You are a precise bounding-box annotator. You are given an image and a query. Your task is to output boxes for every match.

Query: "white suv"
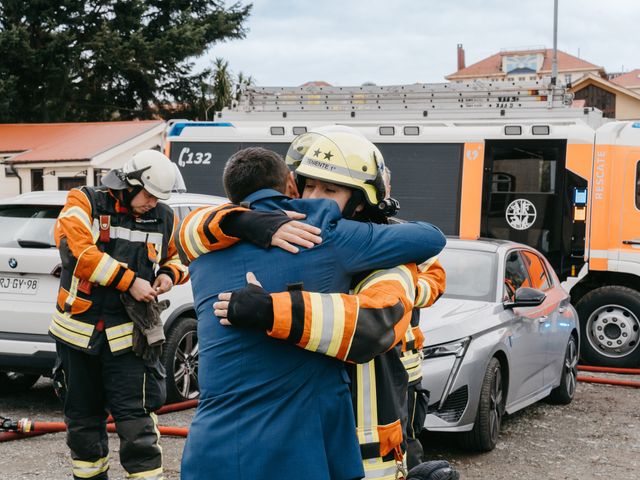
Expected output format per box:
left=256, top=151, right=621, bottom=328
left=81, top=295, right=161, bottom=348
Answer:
left=0, top=190, right=225, bottom=402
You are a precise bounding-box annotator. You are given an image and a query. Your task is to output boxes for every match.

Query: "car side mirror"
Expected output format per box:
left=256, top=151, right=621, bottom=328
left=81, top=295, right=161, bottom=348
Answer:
left=504, top=287, right=546, bottom=309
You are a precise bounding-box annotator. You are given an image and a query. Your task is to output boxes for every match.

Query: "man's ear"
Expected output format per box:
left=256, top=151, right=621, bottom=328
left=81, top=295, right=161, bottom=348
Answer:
left=285, top=172, right=300, bottom=198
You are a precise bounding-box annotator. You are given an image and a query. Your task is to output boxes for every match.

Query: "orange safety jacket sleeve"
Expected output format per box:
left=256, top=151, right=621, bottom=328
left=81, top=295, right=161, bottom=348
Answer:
left=414, top=257, right=446, bottom=308
left=176, top=204, right=250, bottom=265
left=157, top=212, right=190, bottom=285
left=403, top=257, right=446, bottom=353
left=268, top=264, right=418, bottom=364
left=55, top=189, right=136, bottom=292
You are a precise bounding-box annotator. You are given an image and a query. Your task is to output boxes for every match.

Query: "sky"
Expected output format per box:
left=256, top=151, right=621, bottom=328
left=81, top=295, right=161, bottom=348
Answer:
left=195, top=0, right=640, bottom=87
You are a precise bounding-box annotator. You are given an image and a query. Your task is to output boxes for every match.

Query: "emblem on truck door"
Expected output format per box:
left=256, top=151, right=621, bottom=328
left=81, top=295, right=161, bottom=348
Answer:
left=506, top=199, right=537, bottom=230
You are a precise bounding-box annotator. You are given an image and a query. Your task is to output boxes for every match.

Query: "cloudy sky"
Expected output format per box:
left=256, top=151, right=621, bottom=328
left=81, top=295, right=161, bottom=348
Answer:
left=196, top=0, right=639, bottom=86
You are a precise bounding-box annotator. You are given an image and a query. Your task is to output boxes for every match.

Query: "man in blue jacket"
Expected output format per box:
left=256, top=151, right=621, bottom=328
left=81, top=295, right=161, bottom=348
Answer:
left=179, top=136, right=446, bottom=480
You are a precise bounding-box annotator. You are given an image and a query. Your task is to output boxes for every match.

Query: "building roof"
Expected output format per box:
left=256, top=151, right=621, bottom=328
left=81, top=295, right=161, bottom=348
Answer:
left=610, top=69, right=640, bottom=88
left=570, top=73, right=640, bottom=101
left=0, top=121, right=164, bottom=164
left=446, top=48, right=603, bottom=80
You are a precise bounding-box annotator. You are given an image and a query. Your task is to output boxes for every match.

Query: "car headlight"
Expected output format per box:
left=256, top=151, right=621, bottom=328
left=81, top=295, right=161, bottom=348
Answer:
left=422, top=337, right=470, bottom=359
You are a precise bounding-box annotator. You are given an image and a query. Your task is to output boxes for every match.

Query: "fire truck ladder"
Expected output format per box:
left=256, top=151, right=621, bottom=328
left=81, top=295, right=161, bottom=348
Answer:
left=234, top=80, right=575, bottom=118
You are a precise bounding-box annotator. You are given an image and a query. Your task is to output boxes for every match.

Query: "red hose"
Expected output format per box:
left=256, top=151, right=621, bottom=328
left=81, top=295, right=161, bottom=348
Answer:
left=577, top=375, right=640, bottom=388
left=0, top=399, right=198, bottom=442
left=577, top=365, right=640, bottom=375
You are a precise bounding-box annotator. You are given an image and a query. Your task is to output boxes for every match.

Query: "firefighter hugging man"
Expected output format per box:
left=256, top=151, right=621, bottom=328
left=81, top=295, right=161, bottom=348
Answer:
left=179, top=127, right=459, bottom=480
left=49, top=150, right=188, bottom=480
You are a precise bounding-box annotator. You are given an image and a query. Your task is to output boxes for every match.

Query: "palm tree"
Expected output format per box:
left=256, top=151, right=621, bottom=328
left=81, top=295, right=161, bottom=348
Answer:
left=211, top=57, right=233, bottom=114
left=234, top=71, right=256, bottom=103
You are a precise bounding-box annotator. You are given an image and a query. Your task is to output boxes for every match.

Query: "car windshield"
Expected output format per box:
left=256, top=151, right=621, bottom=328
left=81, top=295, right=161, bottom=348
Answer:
left=439, top=248, right=497, bottom=302
left=0, top=205, right=61, bottom=248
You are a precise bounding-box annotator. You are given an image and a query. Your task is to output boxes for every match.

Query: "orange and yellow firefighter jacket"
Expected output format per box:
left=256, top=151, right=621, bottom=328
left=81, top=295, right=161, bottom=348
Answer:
left=49, top=186, right=188, bottom=355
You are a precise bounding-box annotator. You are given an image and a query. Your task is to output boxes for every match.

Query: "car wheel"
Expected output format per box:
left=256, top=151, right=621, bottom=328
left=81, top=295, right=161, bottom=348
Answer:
left=0, top=372, right=40, bottom=393
left=162, top=317, right=199, bottom=403
left=548, top=334, right=578, bottom=405
left=576, top=286, right=640, bottom=367
left=459, top=357, right=504, bottom=452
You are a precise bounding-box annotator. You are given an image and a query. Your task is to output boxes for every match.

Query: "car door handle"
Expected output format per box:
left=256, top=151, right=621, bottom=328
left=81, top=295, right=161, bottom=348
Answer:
left=623, top=240, right=640, bottom=245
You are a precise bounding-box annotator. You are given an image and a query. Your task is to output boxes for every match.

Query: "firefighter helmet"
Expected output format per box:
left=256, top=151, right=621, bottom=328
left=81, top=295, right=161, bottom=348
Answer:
left=285, top=125, right=366, bottom=171
left=101, top=150, right=176, bottom=200
left=293, top=129, right=387, bottom=208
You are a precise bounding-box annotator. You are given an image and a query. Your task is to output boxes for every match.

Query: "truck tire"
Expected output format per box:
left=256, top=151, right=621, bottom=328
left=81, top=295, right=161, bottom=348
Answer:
left=0, top=372, right=40, bottom=393
left=458, top=357, right=504, bottom=452
left=162, top=316, right=200, bottom=403
left=547, top=334, right=578, bottom=405
left=576, top=286, right=640, bottom=368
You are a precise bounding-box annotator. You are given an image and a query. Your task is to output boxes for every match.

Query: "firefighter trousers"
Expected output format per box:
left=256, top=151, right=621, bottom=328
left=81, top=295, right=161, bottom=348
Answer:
left=406, top=382, right=430, bottom=470
left=55, top=340, right=167, bottom=480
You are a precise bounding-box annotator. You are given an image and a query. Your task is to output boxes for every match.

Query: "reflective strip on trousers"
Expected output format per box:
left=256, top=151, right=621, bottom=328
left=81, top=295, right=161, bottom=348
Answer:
left=363, top=457, right=402, bottom=480
left=72, top=455, right=109, bottom=479
left=356, top=360, right=379, bottom=447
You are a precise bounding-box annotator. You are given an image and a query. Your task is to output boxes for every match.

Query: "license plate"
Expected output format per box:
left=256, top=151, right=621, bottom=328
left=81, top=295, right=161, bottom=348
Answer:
left=0, top=276, right=39, bottom=295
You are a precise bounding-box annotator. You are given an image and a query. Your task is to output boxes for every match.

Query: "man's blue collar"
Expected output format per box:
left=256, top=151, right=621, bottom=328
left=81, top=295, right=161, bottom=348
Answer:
left=241, top=188, right=289, bottom=206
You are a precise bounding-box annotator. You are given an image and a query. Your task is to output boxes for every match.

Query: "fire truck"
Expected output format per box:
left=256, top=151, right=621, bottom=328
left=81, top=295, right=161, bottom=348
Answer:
left=165, top=80, right=640, bottom=368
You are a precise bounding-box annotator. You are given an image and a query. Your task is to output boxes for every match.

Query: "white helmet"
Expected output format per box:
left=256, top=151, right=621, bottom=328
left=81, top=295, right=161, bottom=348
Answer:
left=102, top=150, right=176, bottom=200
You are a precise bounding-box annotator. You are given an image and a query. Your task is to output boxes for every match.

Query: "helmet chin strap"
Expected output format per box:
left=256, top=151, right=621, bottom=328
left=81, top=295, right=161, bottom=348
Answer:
left=119, top=185, right=144, bottom=209
left=342, top=190, right=365, bottom=219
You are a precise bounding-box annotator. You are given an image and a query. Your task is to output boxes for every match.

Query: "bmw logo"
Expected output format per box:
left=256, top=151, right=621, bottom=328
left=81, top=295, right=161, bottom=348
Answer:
left=8, top=258, right=17, bottom=269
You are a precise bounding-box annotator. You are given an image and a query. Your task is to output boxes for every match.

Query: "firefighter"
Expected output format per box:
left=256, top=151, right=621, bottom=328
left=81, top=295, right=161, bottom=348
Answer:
left=50, top=150, right=188, bottom=480
left=210, top=128, right=453, bottom=479
left=177, top=143, right=446, bottom=479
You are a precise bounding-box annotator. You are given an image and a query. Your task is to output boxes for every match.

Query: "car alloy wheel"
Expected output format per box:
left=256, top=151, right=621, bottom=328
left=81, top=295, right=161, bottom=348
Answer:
left=548, top=335, right=578, bottom=405
left=163, top=317, right=200, bottom=403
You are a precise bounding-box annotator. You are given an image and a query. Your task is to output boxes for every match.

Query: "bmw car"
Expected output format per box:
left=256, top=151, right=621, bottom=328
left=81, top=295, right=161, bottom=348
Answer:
left=420, top=238, right=579, bottom=451
left=0, top=189, right=225, bottom=402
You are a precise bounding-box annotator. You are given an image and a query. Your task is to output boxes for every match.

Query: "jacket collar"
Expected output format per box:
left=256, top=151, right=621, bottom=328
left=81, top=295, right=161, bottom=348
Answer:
left=241, top=188, right=289, bottom=206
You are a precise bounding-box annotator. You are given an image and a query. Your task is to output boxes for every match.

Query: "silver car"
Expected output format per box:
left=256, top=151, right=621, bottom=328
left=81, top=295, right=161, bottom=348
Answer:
left=420, top=238, right=579, bottom=452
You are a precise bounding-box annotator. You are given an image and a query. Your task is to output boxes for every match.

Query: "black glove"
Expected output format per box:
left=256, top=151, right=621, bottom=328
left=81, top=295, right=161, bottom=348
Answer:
left=121, top=293, right=170, bottom=361
left=221, top=210, right=292, bottom=249
left=226, top=284, right=274, bottom=331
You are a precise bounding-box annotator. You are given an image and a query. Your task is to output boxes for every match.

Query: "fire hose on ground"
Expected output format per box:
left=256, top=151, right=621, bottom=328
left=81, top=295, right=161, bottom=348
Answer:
left=0, top=399, right=198, bottom=442
left=577, top=365, right=640, bottom=388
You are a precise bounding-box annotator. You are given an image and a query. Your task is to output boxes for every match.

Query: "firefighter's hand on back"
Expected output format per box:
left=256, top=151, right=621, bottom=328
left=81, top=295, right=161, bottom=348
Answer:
left=152, top=273, right=174, bottom=295
left=272, top=212, right=322, bottom=253
left=129, top=277, right=157, bottom=302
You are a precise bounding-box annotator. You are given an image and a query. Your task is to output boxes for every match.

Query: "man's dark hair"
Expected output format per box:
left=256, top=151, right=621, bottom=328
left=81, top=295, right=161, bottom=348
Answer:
left=223, top=147, right=289, bottom=204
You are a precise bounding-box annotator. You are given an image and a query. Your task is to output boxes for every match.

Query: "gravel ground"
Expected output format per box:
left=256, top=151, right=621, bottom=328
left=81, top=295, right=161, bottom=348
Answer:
left=1, top=373, right=639, bottom=479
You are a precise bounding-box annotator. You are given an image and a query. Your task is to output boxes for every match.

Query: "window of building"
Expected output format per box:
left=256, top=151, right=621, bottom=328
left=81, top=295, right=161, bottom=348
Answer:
left=31, top=169, right=43, bottom=191
left=58, top=176, right=86, bottom=190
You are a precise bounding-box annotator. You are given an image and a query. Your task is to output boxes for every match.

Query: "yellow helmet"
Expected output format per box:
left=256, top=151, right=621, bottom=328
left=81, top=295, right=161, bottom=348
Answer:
left=285, top=125, right=366, bottom=171
left=293, top=129, right=387, bottom=208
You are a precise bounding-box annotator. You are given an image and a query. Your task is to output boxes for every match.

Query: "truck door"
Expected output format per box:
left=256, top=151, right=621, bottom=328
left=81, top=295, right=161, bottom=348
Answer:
left=621, top=150, right=640, bottom=258
left=481, top=140, right=569, bottom=275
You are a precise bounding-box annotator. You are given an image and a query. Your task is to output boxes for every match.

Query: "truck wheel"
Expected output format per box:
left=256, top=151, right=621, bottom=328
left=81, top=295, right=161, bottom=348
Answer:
left=0, top=372, right=40, bottom=393
left=576, top=286, right=640, bottom=368
left=547, top=334, right=578, bottom=405
left=162, top=317, right=200, bottom=403
left=458, top=357, right=504, bottom=452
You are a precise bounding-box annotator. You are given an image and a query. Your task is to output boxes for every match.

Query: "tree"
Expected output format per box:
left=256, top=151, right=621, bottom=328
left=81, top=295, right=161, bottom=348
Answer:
left=0, top=1, right=252, bottom=122
left=210, top=57, right=233, bottom=116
